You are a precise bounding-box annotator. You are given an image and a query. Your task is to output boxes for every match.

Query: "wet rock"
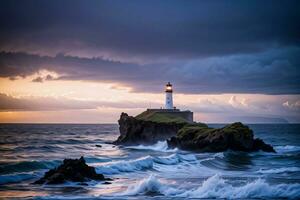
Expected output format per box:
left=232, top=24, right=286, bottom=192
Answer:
left=167, top=122, right=275, bottom=153
left=114, top=112, right=186, bottom=145
left=252, top=138, right=276, bottom=152
left=34, top=157, right=109, bottom=184
left=95, top=144, right=102, bottom=148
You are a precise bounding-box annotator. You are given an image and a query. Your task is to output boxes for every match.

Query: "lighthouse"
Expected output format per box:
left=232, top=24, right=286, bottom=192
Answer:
left=165, top=82, right=173, bottom=109
left=146, top=82, right=193, bottom=122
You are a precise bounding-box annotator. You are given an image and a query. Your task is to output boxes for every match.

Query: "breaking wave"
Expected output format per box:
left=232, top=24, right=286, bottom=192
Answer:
left=153, top=154, right=180, bottom=165
left=153, top=153, right=197, bottom=165
left=120, top=174, right=181, bottom=196
left=96, top=156, right=154, bottom=174
left=121, top=174, right=300, bottom=199
left=95, top=153, right=197, bottom=174
left=179, top=174, right=300, bottom=199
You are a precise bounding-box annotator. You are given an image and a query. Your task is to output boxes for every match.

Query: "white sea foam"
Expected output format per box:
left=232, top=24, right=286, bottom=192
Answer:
left=275, top=145, right=300, bottom=153
left=126, top=141, right=177, bottom=152
left=213, top=152, right=225, bottom=159
left=178, top=174, right=300, bottom=199
left=95, top=156, right=154, bottom=174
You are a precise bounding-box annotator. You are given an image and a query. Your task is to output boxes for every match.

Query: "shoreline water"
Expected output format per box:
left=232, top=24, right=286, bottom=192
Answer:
left=0, top=124, right=299, bottom=199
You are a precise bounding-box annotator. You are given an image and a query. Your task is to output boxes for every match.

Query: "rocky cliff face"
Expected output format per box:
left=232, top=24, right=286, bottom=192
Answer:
left=114, top=112, right=275, bottom=153
left=114, top=112, right=186, bottom=145
left=167, top=122, right=275, bottom=152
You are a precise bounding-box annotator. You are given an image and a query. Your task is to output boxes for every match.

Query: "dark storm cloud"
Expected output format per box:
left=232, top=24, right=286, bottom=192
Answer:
left=0, top=51, right=159, bottom=87
left=0, top=47, right=299, bottom=94
left=0, top=0, right=299, bottom=58
left=0, top=0, right=299, bottom=94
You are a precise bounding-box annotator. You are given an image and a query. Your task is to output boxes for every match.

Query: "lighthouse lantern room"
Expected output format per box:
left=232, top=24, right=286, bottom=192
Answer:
left=165, top=82, right=173, bottom=109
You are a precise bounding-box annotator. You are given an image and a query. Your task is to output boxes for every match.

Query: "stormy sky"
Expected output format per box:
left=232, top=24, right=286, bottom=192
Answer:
left=0, top=0, right=299, bottom=123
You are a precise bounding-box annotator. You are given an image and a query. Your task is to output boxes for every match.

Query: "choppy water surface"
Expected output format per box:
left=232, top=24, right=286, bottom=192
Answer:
left=0, top=124, right=299, bottom=199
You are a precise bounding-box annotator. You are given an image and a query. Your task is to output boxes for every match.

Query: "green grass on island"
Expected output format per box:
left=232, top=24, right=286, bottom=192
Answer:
left=135, top=110, right=188, bottom=124
left=176, top=122, right=251, bottom=141
left=135, top=110, right=250, bottom=141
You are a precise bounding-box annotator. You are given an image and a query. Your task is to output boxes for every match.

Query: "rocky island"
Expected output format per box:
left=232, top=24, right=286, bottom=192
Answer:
left=114, top=111, right=187, bottom=145
left=114, top=110, right=275, bottom=153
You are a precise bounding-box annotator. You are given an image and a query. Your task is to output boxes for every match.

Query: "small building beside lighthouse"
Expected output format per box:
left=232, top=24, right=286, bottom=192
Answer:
left=145, top=82, right=193, bottom=123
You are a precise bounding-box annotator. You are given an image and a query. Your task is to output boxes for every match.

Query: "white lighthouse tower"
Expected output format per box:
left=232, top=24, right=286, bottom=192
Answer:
left=165, top=82, right=173, bottom=109
left=145, top=82, right=193, bottom=122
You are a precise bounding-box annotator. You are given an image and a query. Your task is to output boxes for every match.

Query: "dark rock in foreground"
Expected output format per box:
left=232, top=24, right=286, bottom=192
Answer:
left=34, top=157, right=109, bottom=184
left=114, top=112, right=186, bottom=145
left=167, top=122, right=275, bottom=152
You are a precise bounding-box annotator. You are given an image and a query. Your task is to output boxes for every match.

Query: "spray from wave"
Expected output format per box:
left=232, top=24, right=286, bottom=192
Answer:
left=126, top=141, right=177, bottom=152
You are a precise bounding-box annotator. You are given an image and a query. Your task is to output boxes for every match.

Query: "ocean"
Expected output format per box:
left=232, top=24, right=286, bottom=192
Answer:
left=0, top=124, right=299, bottom=199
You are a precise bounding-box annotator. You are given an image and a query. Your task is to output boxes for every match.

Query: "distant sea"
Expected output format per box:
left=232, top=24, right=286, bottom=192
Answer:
left=0, top=124, right=299, bottom=199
